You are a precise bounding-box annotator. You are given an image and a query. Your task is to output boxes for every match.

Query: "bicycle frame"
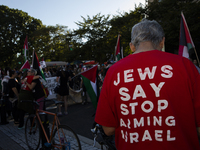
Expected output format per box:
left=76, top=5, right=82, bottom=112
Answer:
left=30, top=108, right=64, bottom=149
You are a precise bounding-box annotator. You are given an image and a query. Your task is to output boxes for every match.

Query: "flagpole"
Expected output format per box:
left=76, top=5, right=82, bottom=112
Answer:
left=193, top=47, right=200, bottom=67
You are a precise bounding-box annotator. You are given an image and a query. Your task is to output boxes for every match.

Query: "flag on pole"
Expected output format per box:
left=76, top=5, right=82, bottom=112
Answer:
left=23, top=36, right=28, bottom=61
left=115, top=34, right=123, bottom=61
left=32, top=50, right=46, bottom=80
left=20, top=60, right=30, bottom=71
left=178, top=12, right=195, bottom=58
left=81, top=65, right=99, bottom=108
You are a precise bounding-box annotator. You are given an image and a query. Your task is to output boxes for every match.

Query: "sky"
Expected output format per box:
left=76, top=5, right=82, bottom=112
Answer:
left=1, top=0, right=145, bottom=30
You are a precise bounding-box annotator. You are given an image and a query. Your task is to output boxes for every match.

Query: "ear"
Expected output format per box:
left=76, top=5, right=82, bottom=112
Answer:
left=159, top=37, right=165, bottom=50
left=129, top=42, right=136, bottom=53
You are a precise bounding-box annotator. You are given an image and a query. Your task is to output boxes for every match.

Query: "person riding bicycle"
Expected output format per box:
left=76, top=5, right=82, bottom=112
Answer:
left=95, top=19, right=200, bottom=150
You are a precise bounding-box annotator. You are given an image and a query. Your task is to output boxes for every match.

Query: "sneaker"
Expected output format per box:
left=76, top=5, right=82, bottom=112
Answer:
left=64, top=112, right=68, bottom=115
left=7, top=116, right=12, bottom=120
left=18, top=126, right=24, bottom=129
left=14, top=121, right=19, bottom=125
left=57, top=112, right=62, bottom=117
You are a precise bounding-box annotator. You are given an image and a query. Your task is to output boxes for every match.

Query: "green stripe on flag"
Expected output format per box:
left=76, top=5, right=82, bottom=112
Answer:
left=187, top=43, right=193, bottom=51
left=81, top=75, right=97, bottom=108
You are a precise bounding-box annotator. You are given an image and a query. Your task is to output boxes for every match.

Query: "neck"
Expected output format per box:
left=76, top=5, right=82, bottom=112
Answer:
left=134, top=42, right=157, bottom=54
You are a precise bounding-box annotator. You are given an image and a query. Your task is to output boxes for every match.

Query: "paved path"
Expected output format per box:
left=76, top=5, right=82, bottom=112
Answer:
left=0, top=104, right=102, bottom=150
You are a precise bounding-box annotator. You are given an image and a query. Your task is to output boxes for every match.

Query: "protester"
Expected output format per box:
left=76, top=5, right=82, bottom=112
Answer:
left=56, top=68, right=71, bottom=116
left=80, top=68, right=87, bottom=105
left=25, top=68, right=45, bottom=110
left=44, top=67, right=51, bottom=78
left=17, top=70, right=39, bottom=129
left=95, top=19, right=200, bottom=150
left=51, top=68, right=57, bottom=77
left=8, top=70, right=20, bottom=125
left=192, top=59, right=200, bottom=73
left=1, top=67, right=12, bottom=120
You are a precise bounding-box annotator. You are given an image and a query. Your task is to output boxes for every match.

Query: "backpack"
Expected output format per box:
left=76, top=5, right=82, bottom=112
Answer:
left=39, top=76, right=49, bottom=98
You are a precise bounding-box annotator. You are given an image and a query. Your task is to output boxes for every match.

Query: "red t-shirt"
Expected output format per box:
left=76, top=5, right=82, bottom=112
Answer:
left=21, top=76, right=34, bottom=91
left=95, top=50, right=200, bottom=150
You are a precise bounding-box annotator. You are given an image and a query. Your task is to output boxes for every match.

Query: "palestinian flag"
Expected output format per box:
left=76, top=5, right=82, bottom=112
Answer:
left=20, top=60, right=30, bottom=71
left=81, top=65, right=99, bottom=108
left=32, top=50, right=46, bottom=80
left=23, top=36, right=28, bottom=61
left=178, top=12, right=195, bottom=58
left=115, top=34, right=123, bottom=61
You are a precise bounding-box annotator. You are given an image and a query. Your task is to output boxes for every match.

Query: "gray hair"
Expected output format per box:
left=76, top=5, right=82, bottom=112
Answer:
left=131, top=19, right=165, bottom=50
left=30, top=68, right=37, bottom=75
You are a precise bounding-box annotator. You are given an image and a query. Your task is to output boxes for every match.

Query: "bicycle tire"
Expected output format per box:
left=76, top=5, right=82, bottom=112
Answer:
left=52, top=125, right=82, bottom=150
left=25, top=115, right=41, bottom=150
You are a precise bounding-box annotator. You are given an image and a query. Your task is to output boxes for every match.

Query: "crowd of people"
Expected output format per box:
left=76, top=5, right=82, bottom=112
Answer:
left=2, top=18, right=200, bottom=150
left=0, top=67, right=45, bottom=129
left=0, top=63, right=111, bottom=128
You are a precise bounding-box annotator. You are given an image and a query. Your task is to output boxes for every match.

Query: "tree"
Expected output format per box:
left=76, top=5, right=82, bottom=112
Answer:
left=72, top=13, right=111, bottom=63
left=108, top=7, right=145, bottom=58
left=0, top=5, right=43, bottom=68
left=145, top=0, right=200, bottom=55
left=30, top=25, right=70, bottom=62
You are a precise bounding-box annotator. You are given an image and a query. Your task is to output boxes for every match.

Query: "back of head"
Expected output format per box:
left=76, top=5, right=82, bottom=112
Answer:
left=131, top=19, right=165, bottom=50
left=9, top=70, right=16, bottom=77
left=30, top=68, right=37, bottom=75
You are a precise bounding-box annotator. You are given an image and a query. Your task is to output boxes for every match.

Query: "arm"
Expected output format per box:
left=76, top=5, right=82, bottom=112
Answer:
left=56, top=76, right=59, bottom=82
left=26, top=82, right=37, bottom=90
left=33, top=75, right=40, bottom=80
left=68, top=76, right=72, bottom=82
left=12, top=87, right=19, bottom=99
left=197, top=127, right=200, bottom=139
left=102, top=126, right=115, bottom=136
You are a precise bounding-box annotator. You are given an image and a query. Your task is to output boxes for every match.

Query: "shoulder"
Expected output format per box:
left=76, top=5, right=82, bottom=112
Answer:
left=32, top=78, right=40, bottom=82
left=33, top=75, right=40, bottom=79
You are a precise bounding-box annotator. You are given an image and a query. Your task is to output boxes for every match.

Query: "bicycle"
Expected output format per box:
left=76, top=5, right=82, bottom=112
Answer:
left=24, top=99, right=82, bottom=150
left=91, top=123, right=116, bottom=150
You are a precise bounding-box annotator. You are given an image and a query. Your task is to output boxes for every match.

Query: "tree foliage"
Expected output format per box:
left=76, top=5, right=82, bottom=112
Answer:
left=0, top=5, right=42, bottom=68
left=71, top=13, right=111, bottom=63
left=1, top=1, right=200, bottom=68
left=146, top=0, right=200, bottom=55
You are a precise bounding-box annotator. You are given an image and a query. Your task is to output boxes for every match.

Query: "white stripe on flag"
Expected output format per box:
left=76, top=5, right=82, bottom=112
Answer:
left=182, top=46, right=189, bottom=58
left=90, top=80, right=97, bottom=96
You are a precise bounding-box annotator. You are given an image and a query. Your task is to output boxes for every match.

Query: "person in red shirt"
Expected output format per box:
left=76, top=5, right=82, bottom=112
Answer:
left=95, top=19, right=200, bottom=150
left=18, top=69, right=39, bottom=129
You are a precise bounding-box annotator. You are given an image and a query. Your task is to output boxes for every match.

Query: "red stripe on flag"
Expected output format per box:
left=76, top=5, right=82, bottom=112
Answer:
left=23, top=36, right=28, bottom=50
left=81, top=65, right=98, bottom=83
left=181, top=12, right=195, bottom=48
left=115, top=35, right=120, bottom=56
left=178, top=45, right=184, bottom=56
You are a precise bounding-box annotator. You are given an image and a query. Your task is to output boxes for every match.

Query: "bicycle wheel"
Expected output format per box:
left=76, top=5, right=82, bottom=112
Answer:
left=25, top=115, right=41, bottom=150
left=52, top=125, right=81, bottom=150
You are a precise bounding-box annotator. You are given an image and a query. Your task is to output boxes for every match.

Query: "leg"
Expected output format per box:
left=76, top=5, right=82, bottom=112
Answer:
left=57, top=94, right=62, bottom=116
left=18, top=109, right=25, bottom=128
left=63, top=95, right=68, bottom=114
left=12, top=100, right=19, bottom=124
